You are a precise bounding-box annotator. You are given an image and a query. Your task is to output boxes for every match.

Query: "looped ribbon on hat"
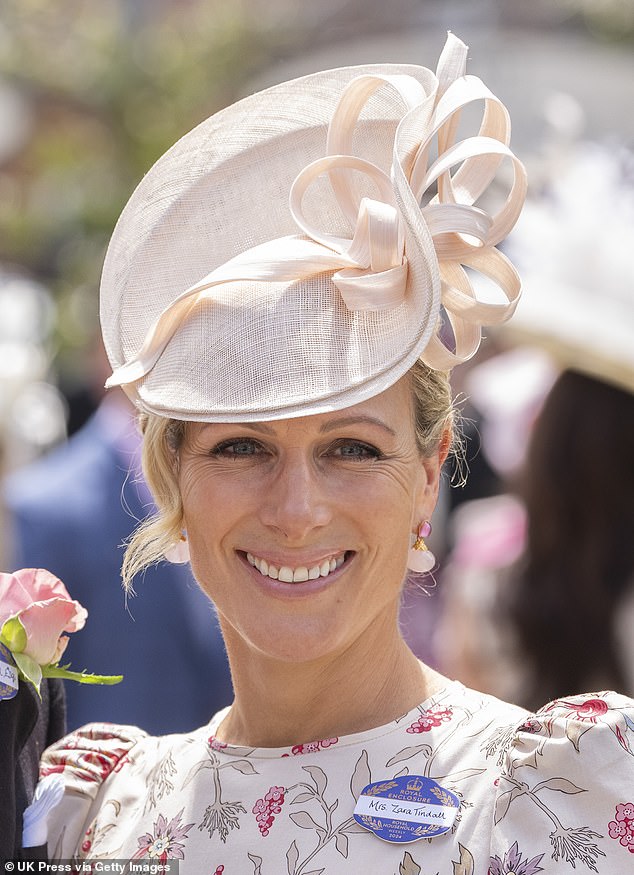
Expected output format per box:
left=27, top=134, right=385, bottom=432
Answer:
left=106, top=33, right=527, bottom=389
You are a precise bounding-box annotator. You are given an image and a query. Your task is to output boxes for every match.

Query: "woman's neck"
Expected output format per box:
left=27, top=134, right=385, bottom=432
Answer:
left=215, top=615, right=448, bottom=747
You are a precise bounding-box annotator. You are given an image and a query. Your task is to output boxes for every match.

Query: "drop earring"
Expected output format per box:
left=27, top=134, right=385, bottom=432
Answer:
left=407, top=520, right=436, bottom=573
left=164, top=532, right=190, bottom=564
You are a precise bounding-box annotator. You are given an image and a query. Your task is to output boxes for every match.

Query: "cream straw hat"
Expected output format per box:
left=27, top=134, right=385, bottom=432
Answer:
left=101, top=33, right=526, bottom=422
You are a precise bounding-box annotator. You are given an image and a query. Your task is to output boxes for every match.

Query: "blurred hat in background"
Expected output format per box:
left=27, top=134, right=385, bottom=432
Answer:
left=464, top=131, right=634, bottom=476
left=500, top=139, right=634, bottom=395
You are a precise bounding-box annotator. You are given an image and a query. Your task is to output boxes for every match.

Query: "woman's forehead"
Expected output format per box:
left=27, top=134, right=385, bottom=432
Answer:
left=188, top=377, right=414, bottom=438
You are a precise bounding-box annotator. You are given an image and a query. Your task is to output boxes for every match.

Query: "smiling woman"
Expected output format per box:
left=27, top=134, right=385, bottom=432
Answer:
left=34, top=32, right=634, bottom=875
left=175, top=376, right=449, bottom=746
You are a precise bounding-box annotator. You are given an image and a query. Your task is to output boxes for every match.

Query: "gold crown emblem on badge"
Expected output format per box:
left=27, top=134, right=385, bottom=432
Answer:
left=406, top=777, right=423, bottom=792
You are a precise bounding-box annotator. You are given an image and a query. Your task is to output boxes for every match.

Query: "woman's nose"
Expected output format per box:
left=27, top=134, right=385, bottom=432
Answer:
left=259, top=452, right=332, bottom=541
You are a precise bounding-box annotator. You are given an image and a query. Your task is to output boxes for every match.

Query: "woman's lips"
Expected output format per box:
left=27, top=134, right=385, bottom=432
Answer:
left=244, top=550, right=347, bottom=583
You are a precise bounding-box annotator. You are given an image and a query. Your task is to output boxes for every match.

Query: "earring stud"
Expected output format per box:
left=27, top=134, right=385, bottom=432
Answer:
left=407, top=520, right=435, bottom=573
left=164, top=532, right=190, bottom=564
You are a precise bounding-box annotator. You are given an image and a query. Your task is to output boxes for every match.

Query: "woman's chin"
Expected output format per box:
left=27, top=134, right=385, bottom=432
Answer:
left=222, top=613, right=352, bottom=665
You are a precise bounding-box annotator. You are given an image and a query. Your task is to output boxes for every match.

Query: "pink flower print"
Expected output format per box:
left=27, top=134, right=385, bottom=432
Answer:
left=608, top=802, right=634, bottom=853
left=608, top=820, right=629, bottom=839
left=265, top=786, right=284, bottom=807
left=112, top=753, right=130, bottom=773
left=40, top=727, right=132, bottom=782
left=212, top=868, right=225, bottom=874
left=134, top=808, right=195, bottom=862
left=538, top=693, right=633, bottom=755
left=489, top=841, right=544, bottom=874
left=252, top=786, right=286, bottom=836
left=560, top=697, right=609, bottom=721
left=287, top=737, right=339, bottom=755
left=406, top=706, right=453, bottom=734
left=78, top=750, right=119, bottom=783
left=208, top=735, right=228, bottom=752
left=518, top=718, right=542, bottom=734
left=81, top=825, right=93, bottom=855
left=616, top=802, right=634, bottom=822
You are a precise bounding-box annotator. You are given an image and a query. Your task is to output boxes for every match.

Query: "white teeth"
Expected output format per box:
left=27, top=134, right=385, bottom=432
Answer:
left=246, top=552, right=346, bottom=583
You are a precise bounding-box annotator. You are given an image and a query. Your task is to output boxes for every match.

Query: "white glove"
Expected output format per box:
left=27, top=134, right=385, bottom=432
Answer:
left=22, top=773, right=65, bottom=848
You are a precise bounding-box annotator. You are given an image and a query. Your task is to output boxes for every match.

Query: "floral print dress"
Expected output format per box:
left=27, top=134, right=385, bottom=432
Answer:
left=41, top=683, right=634, bottom=873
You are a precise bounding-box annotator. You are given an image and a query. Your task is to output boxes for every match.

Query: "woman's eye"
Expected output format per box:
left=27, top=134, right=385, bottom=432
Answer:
left=210, top=439, right=265, bottom=457
left=329, top=440, right=382, bottom=460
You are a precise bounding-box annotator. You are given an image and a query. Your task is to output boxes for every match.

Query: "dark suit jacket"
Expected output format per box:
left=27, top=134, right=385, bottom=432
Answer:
left=0, top=679, right=65, bottom=861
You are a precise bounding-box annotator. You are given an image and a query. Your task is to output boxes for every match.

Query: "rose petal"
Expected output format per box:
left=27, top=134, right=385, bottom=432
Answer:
left=63, top=600, right=88, bottom=634
left=14, top=568, right=73, bottom=602
left=52, top=635, right=70, bottom=665
left=20, top=599, right=83, bottom=665
left=0, top=572, right=37, bottom=625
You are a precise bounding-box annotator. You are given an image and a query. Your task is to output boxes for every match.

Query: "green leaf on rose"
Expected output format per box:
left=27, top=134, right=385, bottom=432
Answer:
left=13, top=651, right=43, bottom=697
left=0, top=615, right=27, bottom=653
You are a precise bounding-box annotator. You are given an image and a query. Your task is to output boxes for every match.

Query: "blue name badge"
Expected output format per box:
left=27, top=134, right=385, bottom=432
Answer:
left=353, top=775, right=459, bottom=843
left=0, top=642, right=19, bottom=701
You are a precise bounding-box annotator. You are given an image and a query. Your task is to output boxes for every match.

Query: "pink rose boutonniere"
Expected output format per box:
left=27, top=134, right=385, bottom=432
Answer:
left=0, top=567, right=122, bottom=696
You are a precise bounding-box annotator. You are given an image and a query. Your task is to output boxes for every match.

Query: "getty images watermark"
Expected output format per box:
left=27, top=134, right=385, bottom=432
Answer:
left=4, top=862, right=179, bottom=874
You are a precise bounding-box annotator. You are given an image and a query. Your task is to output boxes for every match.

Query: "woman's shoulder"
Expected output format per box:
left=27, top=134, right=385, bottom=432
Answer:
left=491, top=690, right=634, bottom=870
left=40, top=718, right=216, bottom=795
left=40, top=722, right=150, bottom=796
left=40, top=719, right=220, bottom=858
left=503, top=689, right=634, bottom=766
left=519, top=689, right=633, bottom=736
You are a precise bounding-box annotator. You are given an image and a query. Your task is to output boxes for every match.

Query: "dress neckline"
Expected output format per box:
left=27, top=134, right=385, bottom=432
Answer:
left=204, top=679, right=464, bottom=759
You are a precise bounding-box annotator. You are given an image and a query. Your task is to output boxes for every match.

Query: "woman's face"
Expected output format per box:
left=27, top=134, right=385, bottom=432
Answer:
left=178, top=376, right=446, bottom=664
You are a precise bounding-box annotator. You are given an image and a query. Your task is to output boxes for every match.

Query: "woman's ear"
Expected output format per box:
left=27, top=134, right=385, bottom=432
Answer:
left=438, top=426, right=452, bottom=469
left=415, top=426, right=452, bottom=520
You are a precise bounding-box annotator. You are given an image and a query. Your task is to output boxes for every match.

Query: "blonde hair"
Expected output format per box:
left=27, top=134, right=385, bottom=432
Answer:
left=121, top=359, right=455, bottom=590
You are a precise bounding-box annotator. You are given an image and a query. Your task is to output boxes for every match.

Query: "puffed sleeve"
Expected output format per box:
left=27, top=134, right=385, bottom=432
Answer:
left=490, top=691, right=634, bottom=873
left=39, top=722, right=147, bottom=858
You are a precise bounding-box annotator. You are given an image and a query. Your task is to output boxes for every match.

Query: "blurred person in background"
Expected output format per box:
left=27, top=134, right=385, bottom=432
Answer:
left=3, top=335, right=233, bottom=734
left=436, top=140, right=634, bottom=709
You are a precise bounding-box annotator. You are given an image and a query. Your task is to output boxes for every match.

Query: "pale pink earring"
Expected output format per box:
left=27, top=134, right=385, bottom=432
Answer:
left=407, top=520, right=436, bottom=573
left=164, top=532, right=190, bottom=564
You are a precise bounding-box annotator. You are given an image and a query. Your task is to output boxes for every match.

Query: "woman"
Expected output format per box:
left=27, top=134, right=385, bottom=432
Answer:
left=39, top=34, right=634, bottom=873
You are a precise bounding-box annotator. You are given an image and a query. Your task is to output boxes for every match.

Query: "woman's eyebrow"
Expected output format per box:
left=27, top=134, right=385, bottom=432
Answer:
left=319, top=415, right=397, bottom=436
left=198, top=422, right=276, bottom=436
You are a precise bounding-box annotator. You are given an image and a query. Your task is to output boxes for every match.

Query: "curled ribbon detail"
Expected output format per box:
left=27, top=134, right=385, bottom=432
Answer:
left=289, top=154, right=407, bottom=311
left=106, top=33, right=526, bottom=390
